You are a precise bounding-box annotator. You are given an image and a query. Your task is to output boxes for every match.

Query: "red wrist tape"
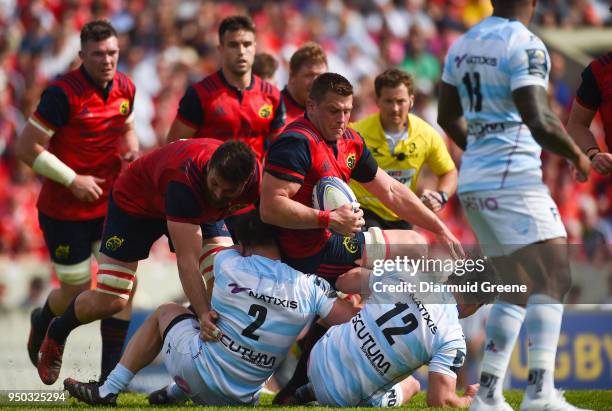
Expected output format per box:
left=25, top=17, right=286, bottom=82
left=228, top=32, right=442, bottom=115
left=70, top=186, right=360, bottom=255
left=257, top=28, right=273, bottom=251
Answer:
left=317, top=210, right=331, bottom=228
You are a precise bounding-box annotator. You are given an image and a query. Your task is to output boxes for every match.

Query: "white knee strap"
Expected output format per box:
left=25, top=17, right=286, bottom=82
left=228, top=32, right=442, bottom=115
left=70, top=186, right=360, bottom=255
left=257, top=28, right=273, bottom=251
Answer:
left=199, top=239, right=234, bottom=282
left=96, top=264, right=136, bottom=300
left=362, top=226, right=390, bottom=269
left=54, top=258, right=92, bottom=285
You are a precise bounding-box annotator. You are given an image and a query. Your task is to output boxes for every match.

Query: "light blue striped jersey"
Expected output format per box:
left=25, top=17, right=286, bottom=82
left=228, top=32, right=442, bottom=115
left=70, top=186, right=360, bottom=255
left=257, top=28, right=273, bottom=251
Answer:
left=190, top=249, right=336, bottom=404
left=309, top=271, right=466, bottom=406
left=441, top=16, right=551, bottom=193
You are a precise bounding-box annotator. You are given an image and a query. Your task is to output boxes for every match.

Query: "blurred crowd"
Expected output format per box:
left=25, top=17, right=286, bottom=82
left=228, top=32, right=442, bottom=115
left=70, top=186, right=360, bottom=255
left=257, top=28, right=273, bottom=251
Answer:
left=0, top=0, right=611, bottom=260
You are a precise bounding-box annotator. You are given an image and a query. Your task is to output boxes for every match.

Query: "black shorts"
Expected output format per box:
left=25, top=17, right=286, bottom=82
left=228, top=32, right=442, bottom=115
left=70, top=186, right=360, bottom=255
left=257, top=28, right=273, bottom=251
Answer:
left=38, top=211, right=105, bottom=265
left=363, top=208, right=413, bottom=230
left=100, top=194, right=231, bottom=263
left=281, top=232, right=365, bottom=287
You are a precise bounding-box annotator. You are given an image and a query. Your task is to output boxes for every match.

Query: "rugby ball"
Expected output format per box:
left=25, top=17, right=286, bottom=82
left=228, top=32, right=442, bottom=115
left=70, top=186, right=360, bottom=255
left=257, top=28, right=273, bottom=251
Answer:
left=312, top=176, right=360, bottom=212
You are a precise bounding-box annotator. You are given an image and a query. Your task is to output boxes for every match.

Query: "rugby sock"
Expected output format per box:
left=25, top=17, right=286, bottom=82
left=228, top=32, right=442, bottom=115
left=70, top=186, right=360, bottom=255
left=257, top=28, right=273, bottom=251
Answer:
left=100, top=317, right=131, bottom=383
left=99, top=363, right=134, bottom=397
left=524, top=294, right=562, bottom=400
left=35, top=299, right=56, bottom=332
left=167, top=382, right=188, bottom=401
left=47, top=299, right=82, bottom=344
left=476, top=303, right=526, bottom=404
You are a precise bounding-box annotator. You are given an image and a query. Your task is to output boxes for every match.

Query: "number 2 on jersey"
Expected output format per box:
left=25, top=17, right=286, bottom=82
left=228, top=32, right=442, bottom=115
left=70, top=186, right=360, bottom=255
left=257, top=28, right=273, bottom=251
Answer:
left=242, top=304, right=267, bottom=341
left=462, top=72, right=483, bottom=112
left=375, top=302, right=418, bottom=346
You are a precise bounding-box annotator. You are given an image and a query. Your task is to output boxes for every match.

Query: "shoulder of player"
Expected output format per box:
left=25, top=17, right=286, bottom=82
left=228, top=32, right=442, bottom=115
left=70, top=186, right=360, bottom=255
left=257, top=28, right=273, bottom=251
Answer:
left=52, top=69, right=86, bottom=98
left=594, top=52, right=612, bottom=68
left=253, top=75, right=281, bottom=99
left=192, top=72, right=224, bottom=98
left=114, top=71, right=136, bottom=96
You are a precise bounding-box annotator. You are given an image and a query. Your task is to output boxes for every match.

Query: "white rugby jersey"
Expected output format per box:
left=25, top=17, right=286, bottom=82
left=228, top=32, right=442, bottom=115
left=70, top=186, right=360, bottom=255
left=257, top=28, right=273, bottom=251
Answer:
left=309, top=271, right=466, bottom=406
left=191, top=249, right=336, bottom=404
left=441, top=16, right=551, bottom=193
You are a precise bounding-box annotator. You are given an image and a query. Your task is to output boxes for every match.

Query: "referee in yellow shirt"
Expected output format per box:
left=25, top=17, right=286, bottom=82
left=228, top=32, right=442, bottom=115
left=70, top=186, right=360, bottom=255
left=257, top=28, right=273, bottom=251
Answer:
left=350, top=69, right=457, bottom=229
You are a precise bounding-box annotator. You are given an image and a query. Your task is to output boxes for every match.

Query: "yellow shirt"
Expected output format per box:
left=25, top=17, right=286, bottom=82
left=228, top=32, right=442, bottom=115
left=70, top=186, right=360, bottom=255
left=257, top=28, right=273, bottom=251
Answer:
left=350, top=112, right=455, bottom=221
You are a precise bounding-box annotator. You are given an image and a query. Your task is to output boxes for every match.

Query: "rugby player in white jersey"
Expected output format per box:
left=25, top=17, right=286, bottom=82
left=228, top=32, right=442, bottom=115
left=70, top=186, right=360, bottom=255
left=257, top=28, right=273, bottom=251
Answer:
left=288, top=264, right=498, bottom=408
left=437, top=1, right=591, bottom=410
left=62, top=210, right=357, bottom=406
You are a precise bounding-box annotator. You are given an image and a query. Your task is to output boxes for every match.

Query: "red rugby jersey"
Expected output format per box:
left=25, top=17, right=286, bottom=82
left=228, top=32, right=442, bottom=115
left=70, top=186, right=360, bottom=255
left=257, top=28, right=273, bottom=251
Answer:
left=281, top=87, right=305, bottom=128
left=112, top=139, right=261, bottom=224
left=265, top=116, right=377, bottom=259
left=176, top=70, right=285, bottom=159
left=32, top=66, right=135, bottom=220
left=576, top=51, right=612, bottom=149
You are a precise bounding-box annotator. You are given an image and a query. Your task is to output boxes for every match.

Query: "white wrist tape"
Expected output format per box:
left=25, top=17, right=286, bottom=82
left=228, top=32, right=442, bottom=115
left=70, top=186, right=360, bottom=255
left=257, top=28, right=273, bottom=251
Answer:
left=32, top=150, right=77, bottom=186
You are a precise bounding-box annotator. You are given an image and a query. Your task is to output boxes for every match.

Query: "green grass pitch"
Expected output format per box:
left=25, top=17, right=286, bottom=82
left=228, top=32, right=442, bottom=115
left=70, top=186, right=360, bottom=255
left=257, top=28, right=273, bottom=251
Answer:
left=3, top=390, right=612, bottom=410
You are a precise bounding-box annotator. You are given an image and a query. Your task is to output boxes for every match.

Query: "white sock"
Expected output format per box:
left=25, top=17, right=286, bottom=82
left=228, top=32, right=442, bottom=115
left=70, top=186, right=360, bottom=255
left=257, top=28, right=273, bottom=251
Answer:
left=99, top=364, right=134, bottom=397
left=476, top=302, right=526, bottom=404
left=525, top=294, right=562, bottom=400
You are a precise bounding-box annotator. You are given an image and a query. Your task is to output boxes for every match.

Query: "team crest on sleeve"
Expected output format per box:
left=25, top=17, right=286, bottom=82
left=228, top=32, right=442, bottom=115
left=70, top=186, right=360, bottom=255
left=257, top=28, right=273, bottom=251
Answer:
left=119, top=100, right=130, bottom=115
left=54, top=244, right=70, bottom=260
left=346, top=152, right=356, bottom=169
left=525, top=49, right=547, bottom=78
left=258, top=103, right=273, bottom=119
left=105, top=235, right=125, bottom=251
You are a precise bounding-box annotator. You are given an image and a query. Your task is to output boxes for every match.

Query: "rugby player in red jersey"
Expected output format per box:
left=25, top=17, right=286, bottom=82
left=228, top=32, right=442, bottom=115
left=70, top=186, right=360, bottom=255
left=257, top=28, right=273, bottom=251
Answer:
left=36, top=139, right=261, bottom=385
left=165, top=15, right=285, bottom=288
left=165, top=15, right=285, bottom=158
left=282, top=43, right=328, bottom=127
left=15, top=20, right=139, bottom=383
left=567, top=51, right=612, bottom=175
left=261, top=73, right=462, bottom=402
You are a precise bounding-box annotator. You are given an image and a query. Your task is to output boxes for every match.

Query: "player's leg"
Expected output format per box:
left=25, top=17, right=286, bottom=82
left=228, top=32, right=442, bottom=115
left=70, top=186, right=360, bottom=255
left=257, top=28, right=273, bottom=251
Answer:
left=460, top=191, right=526, bottom=411
left=89, top=222, right=137, bottom=383
left=28, top=213, right=96, bottom=366
left=99, top=259, right=137, bottom=383
left=375, top=376, right=421, bottom=407
left=64, top=303, right=193, bottom=405
left=38, top=197, right=165, bottom=385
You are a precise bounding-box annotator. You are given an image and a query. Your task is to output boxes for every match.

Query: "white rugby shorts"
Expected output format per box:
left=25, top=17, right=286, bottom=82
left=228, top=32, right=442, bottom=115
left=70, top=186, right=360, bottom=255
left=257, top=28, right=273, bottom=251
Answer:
left=459, top=187, right=566, bottom=257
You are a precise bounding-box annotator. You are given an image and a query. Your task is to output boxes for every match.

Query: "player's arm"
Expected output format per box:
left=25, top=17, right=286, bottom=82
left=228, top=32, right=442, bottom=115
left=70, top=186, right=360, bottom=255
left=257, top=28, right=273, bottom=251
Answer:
left=267, top=95, right=286, bottom=143
left=566, top=64, right=612, bottom=174
left=166, top=220, right=219, bottom=340
left=15, top=88, right=104, bottom=202
left=261, top=136, right=363, bottom=235
left=421, top=135, right=458, bottom=212
left=335, top=266, right=371, bottom=297
left=437, top=81, right=468, bottom=151
left=360, top=168, right=463, bottom=258
left=260, top=173, right=362, bottom=235
left=165, top=86, right=200, bottom=144
left=427, top=372, right=477, bottom=408
left=122, top=115, right=140, bottom=162
left=321, top=297, right=359, bottom=326
left=512, top=85, right=590, bottom=178
left=165, top=181, right=220, bottom=340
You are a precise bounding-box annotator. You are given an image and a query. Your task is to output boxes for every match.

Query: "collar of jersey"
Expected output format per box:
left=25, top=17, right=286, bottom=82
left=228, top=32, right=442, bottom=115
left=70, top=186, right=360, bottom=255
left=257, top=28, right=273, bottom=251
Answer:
left=79, top=65, right=114, bottom=99
left=218, top=69, right=254, bottom=91
left=282, top=86, right=305, bottom=109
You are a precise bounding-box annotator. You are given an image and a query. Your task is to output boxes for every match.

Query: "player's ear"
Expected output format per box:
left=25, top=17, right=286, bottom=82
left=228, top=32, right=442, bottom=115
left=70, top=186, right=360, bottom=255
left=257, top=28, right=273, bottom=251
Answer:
left=409, top=95, right=415, bottom=110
